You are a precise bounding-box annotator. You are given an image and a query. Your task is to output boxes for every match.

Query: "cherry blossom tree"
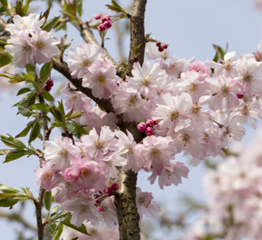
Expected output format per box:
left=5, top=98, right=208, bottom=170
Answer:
left=0, top=1, right=262, bottom=240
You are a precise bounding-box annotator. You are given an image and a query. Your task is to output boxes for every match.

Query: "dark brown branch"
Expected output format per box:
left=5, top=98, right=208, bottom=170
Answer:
left=52, top=57, right=114, bottom=113
left=126, top=0, right=147, bottom=76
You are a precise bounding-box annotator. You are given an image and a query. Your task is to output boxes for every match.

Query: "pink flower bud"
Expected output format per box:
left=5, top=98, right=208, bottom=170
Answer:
left=98, top=24, right=107, bottom=32
left=105, top=186, right=113, bottom=195
left=111, top=182, right=119, bottom=191
left=153, top=119, right=159, bottom=125
left=101, top=15, right=110, bottom=23
left=145, top=127, right=153, bottom=136
left=44, top=85, right=52, bottom=92
left=156, top=41, right=161, bottom=47
left=104, top=20, right=112, bottom=29
left=146, top=119, right=154, bottom=127
left=97, top=206, right=103, bottom=212
left=95, top=198, right=100, bottom=204
left=137, top=122, right=147, bottom=131
left=94, top=13, right=102, bottom=20
left=158, top=46, right=164, bottom=52
left=236, top=94, right=244, bottom=99
left=46, top=79, right=54, bottom=87
left=162, top=43, right=168, bottom=49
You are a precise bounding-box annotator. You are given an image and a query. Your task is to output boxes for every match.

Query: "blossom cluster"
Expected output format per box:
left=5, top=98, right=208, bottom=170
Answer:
left=5, top=14, right=59, bottom=67
left=34, top=37, right=262, bottom=228
left=6, top=13, right=262, bottom=231
left=186, top=131, right=262, bottom=240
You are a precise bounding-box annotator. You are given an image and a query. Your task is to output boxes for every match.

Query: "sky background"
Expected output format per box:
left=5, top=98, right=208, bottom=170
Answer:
left=0, top=0, right=262, bottom=239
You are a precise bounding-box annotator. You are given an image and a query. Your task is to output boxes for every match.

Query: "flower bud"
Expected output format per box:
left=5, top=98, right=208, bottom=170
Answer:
left=98, top=24, right=107, bottom=32
left=104, top=20, right=112, bottom=29
left=137, top=122, right=147, bottom=131
left=236, top=94, right=244, bottom=99
left=94, top=13, right=102, bottom=20
left=101, top=15, right=110, bottom=23
left=158, top=46, right=164, bottom=52
left=44, top=85, right=52, bottom=92
left=162, top=43, right=168, bottom=49
left=146, top=119, right=154, bottom=127
left=145, top=127, right=153, bottom=136
left=156, top=41, right=161, bottom=47
left=97, top=206, right=103, bottom=212
left=46, top=79, right=54, bottom=87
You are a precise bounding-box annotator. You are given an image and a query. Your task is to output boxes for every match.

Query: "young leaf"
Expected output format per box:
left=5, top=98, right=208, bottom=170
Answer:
left=57, top=101, right=65, bottom=117
left=44, top=191, right=52, bottom=211
left=0, top=49, right=12, bottom=67
left=0, top=184, right=19, bottom=194
left=62, top=215, right=90, bottom=235
left=51, top=222, right=64, bottom=240
left=16, top=87, right=31, bottom=96
left=0, top=198, right=19, bottom=207
left=40, top=61, right=53, bottom=82
left=17, top=106, right=33, bottom=117
left=28, top=120, right=41, bottom=144
left=31, top=103, right=50, bottom=112
left=76, top=0, right=82, bottom=16
left=15, top=121, right=34, bottom=138
left=4, top=150, right=28, bottom=163
left=43, top=89, right=55, bottom=102
left=42, top=16, right=61, bottom=32
left=0, top=135, right=26, bottom=149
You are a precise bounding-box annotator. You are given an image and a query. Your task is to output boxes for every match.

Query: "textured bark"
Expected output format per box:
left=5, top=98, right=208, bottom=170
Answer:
left=127, top=0, right=147, bottom=76
left=115, top=170, right=140, bottom=240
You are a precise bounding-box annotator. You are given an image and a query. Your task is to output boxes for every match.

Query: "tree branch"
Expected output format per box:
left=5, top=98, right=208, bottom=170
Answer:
left=126, top=0, right=147, bottom=76
left=52, top=57, right=114, bottom=113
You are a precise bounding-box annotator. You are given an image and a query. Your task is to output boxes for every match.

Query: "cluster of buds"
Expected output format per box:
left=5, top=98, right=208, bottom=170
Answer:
left=137, top=119, right=159, bottom=136
left=105, top=182, right=119, bottom=195
left=98, top=15, right=112, bottom=32
left=44, top=79, right=54, bottom=92
left=156, top=41, right=168, bottom=52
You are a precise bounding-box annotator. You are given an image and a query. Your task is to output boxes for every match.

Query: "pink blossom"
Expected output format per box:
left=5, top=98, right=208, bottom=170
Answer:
left=82, top=61, right=120, bottom=99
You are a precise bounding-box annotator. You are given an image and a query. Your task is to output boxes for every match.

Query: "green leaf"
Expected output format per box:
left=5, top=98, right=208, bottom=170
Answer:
left=17, top=106, right=32, bottom=117
left=44, top=191, right=52, bottom=211
left=62, top=216, right=90, bottom=235
left=40, top=6, right=51, bottom=22
left=76, top=0, right=82, bottom=16
left=4, top=150, right=28, bottom=163
left=0, top=184, right=19, bottom=194
left=52, top=222, right=63, bottom=240
left=42, top=16, right=61, bottom=32
left=16, top=88, right=31, bottom=96
left=0, top=198, right=19, bottom=207
left=0, top=135, right=26, bottom=149
left=106, top=5, right=123, bottom=13
left=66, top=110, right=83, bottom=120
left=49, top=106, right=63, bottom=123
left=28, top=120, right=41, bottom=144
left=57, top=101, right=65, bottom=117
left=40, top=61, right=53, bottom=82
left=43, top=89, right=55, bottom=102
left=111, top=0, right=122, bottom=9
left=18, top=92, right=36, bottom=107
left=15, top=0, right=23, bottom=16
left=15, top=121, right=34, bottom=138
left=67, top=122, right=88, bottom=138
left=31, top=103, right=50, bottom=112
left=26, top=64, right=35, bottom=76
left=0, top=0, right=8, bottom=8
left=0, top=49, right=12, bottom=67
